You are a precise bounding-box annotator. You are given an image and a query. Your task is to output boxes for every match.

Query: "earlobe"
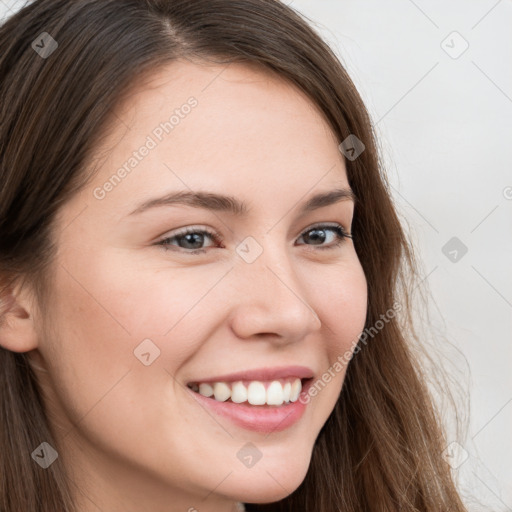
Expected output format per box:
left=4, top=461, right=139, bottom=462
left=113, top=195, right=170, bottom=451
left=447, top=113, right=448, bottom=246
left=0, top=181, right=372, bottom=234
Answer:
left=0, top=285, right=39, bottom=353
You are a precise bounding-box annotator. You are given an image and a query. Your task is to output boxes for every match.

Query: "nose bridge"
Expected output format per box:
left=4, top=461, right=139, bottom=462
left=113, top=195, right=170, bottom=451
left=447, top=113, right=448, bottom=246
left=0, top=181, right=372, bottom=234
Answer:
left=229, top=234, right=321, bottom=340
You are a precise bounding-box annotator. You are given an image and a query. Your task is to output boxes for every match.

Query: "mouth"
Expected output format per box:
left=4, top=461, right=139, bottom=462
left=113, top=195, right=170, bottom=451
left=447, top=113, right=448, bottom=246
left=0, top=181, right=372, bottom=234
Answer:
left=186, top=377, right=313, bottom=407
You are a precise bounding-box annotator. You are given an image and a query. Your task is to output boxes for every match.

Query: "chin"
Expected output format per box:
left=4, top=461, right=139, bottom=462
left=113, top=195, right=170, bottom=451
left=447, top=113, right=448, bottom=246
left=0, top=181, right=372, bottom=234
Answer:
left=226, top=459, right=310, bottom=504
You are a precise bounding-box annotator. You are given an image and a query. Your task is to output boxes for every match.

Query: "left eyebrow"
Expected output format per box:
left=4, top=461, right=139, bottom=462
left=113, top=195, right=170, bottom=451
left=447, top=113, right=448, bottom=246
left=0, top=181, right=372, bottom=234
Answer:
left=127, top=187, right=356, bottom=217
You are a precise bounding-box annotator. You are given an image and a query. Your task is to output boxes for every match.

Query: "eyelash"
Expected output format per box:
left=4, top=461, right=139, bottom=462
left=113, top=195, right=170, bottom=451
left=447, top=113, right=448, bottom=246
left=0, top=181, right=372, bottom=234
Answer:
left=155, top=223, right=353, bottom=255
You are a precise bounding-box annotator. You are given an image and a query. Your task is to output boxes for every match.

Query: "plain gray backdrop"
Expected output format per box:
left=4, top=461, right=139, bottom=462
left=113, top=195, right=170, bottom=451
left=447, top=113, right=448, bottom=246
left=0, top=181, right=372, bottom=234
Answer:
left=1, top=1, right=510, bottom=510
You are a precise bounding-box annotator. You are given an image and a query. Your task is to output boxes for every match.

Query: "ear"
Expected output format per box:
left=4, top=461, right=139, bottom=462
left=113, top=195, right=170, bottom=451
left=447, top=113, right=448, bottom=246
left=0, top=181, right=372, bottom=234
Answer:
left=0, top=281, right=39, bottom=353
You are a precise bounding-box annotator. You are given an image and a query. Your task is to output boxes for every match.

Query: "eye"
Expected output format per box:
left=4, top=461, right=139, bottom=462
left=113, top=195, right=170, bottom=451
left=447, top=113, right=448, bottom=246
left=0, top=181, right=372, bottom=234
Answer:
left=155, top=223, right=352, bottom=255
left=296, top=223, right=352, bottom=250
left=155, top=226, right=223, bottom=254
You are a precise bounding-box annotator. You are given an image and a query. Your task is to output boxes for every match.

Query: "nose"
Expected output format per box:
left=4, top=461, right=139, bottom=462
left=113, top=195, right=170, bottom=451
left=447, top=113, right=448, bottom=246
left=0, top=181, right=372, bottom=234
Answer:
left=227, top=241, right=322, bottom=344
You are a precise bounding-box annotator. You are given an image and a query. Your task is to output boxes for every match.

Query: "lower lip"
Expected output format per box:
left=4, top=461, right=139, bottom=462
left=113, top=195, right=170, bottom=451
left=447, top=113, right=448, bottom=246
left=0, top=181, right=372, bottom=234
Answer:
left=186, top=379, right=312, bottom=433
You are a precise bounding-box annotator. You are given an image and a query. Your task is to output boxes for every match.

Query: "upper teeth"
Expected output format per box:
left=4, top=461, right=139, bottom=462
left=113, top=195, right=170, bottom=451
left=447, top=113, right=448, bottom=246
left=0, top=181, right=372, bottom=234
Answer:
left=189, top=378, right=303, bottom=405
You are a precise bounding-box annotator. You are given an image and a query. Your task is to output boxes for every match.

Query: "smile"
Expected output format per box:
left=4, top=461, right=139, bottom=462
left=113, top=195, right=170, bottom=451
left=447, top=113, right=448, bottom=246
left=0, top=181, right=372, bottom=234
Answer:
left=185, top=377, right=314, bottom=433
left=187, top=377, right=306, bottom=406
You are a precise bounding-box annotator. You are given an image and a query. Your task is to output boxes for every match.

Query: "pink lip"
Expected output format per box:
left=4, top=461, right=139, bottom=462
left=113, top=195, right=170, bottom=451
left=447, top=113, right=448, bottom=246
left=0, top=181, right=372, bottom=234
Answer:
left=187, top=365, right=315, bottom=384
left=186, top=378, right=314, bottom=433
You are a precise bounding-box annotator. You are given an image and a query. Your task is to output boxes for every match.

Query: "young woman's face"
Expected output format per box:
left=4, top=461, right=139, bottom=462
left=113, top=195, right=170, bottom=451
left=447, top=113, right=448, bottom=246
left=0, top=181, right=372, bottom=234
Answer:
left=29, top=60, right=368, bottom=511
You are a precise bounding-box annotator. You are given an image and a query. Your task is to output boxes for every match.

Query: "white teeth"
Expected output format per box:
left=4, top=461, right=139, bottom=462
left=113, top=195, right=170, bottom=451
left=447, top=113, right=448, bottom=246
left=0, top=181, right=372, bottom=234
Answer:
left=247, top=381, right=266, bottom=405
left=283, top=381, right=291, bottom=402
left=231, top=381, right=248, bottom=403
left=290, top=378, right=301, bottom=402
left=198, top=383, right=213, bottom=397
left=266, top=380, right=284, bottom=405
left=213, top=382, right=231, bottom=402
left=191, top=378, right=304, bottom=406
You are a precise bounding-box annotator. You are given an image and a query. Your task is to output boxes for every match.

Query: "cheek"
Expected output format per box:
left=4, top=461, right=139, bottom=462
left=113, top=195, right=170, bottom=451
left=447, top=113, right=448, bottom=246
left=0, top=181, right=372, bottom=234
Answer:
left=306, top=258, right=367, bottom=396
left=44, top=249, right=233, bottom=403
left=39, top=259, right=139, bottom=424
left=315, top=257, right=368, bottom=350
left=39, top=252, right=229, bottom=468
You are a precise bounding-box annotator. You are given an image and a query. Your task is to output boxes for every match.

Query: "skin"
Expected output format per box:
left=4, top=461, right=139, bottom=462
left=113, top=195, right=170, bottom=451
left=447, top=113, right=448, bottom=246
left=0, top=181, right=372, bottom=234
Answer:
left=1, top=60, right=367, bottom=512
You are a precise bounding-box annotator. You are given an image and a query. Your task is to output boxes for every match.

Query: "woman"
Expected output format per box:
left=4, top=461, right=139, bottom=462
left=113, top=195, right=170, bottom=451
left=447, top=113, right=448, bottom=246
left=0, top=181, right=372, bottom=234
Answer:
left=0, top=0, right=468, bottom=511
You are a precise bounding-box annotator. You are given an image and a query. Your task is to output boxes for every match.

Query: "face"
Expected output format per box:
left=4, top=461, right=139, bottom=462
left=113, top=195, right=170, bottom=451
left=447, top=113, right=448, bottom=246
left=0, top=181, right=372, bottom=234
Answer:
left=27, top=60, right=367, bottom=511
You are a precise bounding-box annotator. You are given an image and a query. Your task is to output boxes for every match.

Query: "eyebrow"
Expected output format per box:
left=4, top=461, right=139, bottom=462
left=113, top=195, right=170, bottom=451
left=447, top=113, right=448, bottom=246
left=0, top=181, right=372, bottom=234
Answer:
left=128, top=187, right=356, bottom=217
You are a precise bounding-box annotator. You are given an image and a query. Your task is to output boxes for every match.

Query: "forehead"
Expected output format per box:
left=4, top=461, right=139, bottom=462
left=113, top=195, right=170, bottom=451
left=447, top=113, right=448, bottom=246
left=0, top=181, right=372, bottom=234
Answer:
left=116, top=58, right=326, bottom=122
left=80, top=59, right=349, bottom=222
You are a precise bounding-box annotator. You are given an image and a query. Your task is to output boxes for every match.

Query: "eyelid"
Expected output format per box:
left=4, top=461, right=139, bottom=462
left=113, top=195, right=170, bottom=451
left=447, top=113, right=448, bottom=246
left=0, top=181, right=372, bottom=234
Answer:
left=306, top=221, right=352, bottom=236
left=156, top=225, right=222, bottom=249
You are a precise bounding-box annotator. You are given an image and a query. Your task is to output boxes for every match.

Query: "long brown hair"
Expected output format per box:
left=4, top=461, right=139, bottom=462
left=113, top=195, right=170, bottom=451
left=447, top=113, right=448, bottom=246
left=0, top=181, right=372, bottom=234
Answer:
left=0, top=1, right=468, bottom=510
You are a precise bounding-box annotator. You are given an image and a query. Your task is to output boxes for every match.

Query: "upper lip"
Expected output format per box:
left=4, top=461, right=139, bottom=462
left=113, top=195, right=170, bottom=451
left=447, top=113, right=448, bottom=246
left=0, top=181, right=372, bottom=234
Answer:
left=187, top=365, right=315, bottom=384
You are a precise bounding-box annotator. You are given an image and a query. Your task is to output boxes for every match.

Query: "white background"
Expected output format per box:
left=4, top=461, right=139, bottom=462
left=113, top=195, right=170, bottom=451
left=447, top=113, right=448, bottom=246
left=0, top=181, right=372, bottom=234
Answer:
left=1, top=1, right=511, bottom=510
